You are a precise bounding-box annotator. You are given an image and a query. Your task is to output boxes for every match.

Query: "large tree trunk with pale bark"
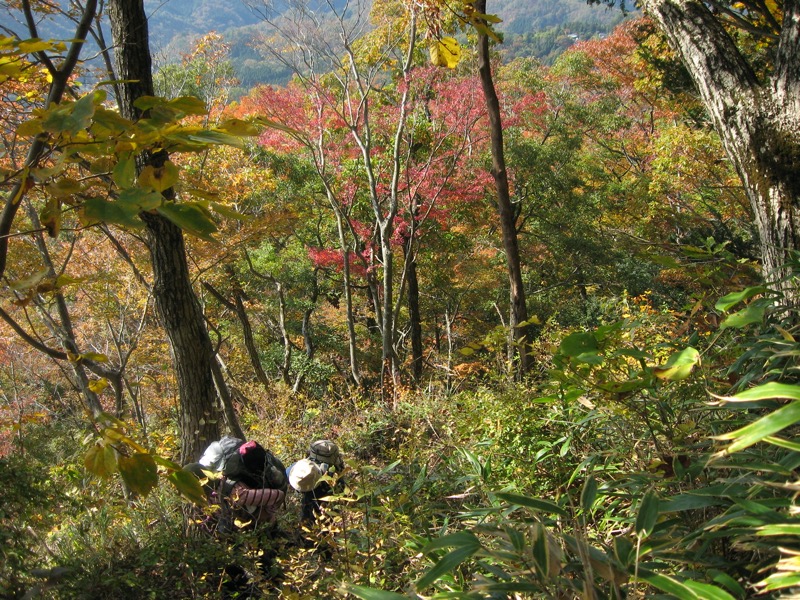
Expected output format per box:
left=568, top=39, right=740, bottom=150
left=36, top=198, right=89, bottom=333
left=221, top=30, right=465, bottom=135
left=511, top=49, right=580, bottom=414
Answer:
left=107, top=0, right=221, bottom=462
left=640, top=0, right=800, bottom=301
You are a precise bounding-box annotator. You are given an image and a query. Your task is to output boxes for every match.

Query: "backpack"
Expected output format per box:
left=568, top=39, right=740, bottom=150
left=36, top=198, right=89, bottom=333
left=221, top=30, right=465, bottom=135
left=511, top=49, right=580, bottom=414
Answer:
left=223, top=440, right=288, bottom=492
left=198, top=436, right=244, bottom=472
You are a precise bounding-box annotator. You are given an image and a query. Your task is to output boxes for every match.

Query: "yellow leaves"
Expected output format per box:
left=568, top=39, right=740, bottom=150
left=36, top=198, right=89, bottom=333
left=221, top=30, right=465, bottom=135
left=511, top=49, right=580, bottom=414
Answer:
left=430, top=37, right=461, bottom=69
left=138, top=160, right=180, bottom=192
left=88, top=378, right=109, bottom=393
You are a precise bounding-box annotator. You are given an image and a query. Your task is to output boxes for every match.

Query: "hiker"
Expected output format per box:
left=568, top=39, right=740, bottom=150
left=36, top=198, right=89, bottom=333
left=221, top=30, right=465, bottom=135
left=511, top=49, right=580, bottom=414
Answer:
left=286, top=439, right=345, bottom=525
left=184, top=436, right=288, bottom=532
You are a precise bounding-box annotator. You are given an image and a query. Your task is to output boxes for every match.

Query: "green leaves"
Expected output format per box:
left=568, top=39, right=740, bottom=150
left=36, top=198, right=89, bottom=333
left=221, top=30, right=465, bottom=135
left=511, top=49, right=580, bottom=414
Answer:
left=495, top=492, right=569, bottom=517
left=417, top=531, right=482, bottom=590
left=635, top=489, right=659, bottom=537
left=168, top=468, right=207, bottom=506
left=41, top=90, right=103, bottom=134
left=118, top=453, right=158, bottom=496
left=559, top=331, right=601, bottom=364
left=653, top=347, right=700, bottom=381
left=713, top=383, right=800, bottom=456
left=640, top=573, right=737, bottom=600
left=156, top=202, right=218, bottom=241
left=339, top=584, right=411, bottom=600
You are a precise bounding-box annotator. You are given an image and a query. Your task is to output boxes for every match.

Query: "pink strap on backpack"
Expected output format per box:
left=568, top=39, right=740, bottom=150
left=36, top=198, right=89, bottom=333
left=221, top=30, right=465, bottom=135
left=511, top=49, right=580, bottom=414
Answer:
left=230, top=482, right=285, bottom=508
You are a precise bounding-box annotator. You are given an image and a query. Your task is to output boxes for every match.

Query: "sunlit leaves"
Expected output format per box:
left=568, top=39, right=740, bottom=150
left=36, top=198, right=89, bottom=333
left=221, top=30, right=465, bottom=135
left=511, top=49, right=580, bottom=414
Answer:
left=138, top=161, right=180, bottom=192
left=85, top=442, right=117, bottom=479
left=713, top=383, right=800, bottom=456
left=429, top=37, right=461, bottom=68
left=652, top=347, right=700, bottom=381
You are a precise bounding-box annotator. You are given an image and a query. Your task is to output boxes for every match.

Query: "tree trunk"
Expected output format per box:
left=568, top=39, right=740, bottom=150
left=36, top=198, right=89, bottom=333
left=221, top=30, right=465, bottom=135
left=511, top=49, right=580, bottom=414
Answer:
left=107, top=0, right=221, bottom=462
left=404, top=234, right=424, bottom=384
left=334, top=206, right=362, bottom=386
left=641, top=0, right=800, bottom=301
left=476, top=0, right=532, bottom=373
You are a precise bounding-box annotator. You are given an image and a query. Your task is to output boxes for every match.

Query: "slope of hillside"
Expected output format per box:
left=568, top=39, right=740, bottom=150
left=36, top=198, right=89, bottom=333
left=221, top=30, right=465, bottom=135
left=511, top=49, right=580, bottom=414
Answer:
left=143, top=0, right=628, bottom=85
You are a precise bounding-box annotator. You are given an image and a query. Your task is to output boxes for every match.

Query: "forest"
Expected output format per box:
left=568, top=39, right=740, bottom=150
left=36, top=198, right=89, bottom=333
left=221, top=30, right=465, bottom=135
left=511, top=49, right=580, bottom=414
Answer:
left=1, top=0, right=799, bottom=598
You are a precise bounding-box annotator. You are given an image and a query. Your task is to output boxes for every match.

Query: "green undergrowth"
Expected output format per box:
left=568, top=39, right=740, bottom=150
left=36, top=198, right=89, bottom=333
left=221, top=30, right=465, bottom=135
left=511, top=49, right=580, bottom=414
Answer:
left=3, top=283, right=800, bottom=598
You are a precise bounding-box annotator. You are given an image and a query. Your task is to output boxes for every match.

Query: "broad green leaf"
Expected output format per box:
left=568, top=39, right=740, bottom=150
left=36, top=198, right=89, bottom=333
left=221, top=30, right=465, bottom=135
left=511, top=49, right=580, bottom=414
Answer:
left=719, top=382, right=800, bottom=403
left=684, top=580, right=737, bottom=600
left=559, top=331, right=598, bottom=357
left=581, top=475, right=598, bottom=512
left=133, top=95, right=164, bottom=111
left=210, top=201, right=249, bottom=221
left=423, top=530, right=482, bottom=553
left=416, top=543, right=480, bottom=590
left=138, top=161, right=179, bottom=192
left=85, top=443, right=117, bottom=478
left=707, top=569, right=746, bottom=598
left=653, top=347, right=700, bottom=381
left=167, top=95, right=208, bottom=115
left=16, top=117, right=44, bottom=137
left=759, top=572, right=800, bottom=591
left=113, top=156, right=136, bottom=188
left=635, top=489, right=659, bottom=537
left=168, top=468, right=208, bottom=505
left=81, top=197, right=143, bottom=229
left=531, top=522, right=550, bottom=576
left=495, top=492, right=569, bottom=517
left=9, top=270, right=47, bottom=292
left=640, top=573, right=698, bottom=599
left=756, top=523, right=800, bottom=536
left=613, top=536, right=635, bottom=566
left=117, top=187, right=163, bottom=211
left=42, top=92, right=97, bottom=134
left=91, top=106, right=132, bottom=133
left=251, top=115, right=301, bottom=136
left=661, top=493, right=724, bottom=512
left=340, top=584, right=410, bottom=600
left=430, top=37, right=461, bottom=68
left=713, top=401, right=800, bottom=455
left=152, top=455, right=183, bottom=471
left=118, top=453, right=158, bottom=496
left=47, top=177, right=82, bottom=197
left=720, top=304, right=765, bottom=329
left=187, top=129, right=246, bottom=148
left=216, top=118, right=261, bottom=136
left=715, top=286, right=767, bottom=312
left=156, top=202, right=218, bottom=241
left=102, top=427, right=148, bottom=453
left=765, top=435, right=800, bottom=452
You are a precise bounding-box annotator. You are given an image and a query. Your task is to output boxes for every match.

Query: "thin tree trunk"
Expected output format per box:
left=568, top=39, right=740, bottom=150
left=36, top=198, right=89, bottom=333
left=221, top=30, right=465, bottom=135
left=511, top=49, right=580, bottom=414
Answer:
left=107, top=0, right=221, bottom=462
left=334, top=207, right=362, bottom=386
left=475, top=0, right=531, bottom=374
left=404, top=234, right=423, bottom=384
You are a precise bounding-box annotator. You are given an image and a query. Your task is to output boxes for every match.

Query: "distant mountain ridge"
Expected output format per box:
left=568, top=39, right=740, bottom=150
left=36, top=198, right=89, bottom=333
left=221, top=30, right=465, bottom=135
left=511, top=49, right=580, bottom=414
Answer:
left=142, top=0, right=626, bottom=89
left=0, top=0, right=627, bottom=90
left=144, top=0, right=622, bottom=44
